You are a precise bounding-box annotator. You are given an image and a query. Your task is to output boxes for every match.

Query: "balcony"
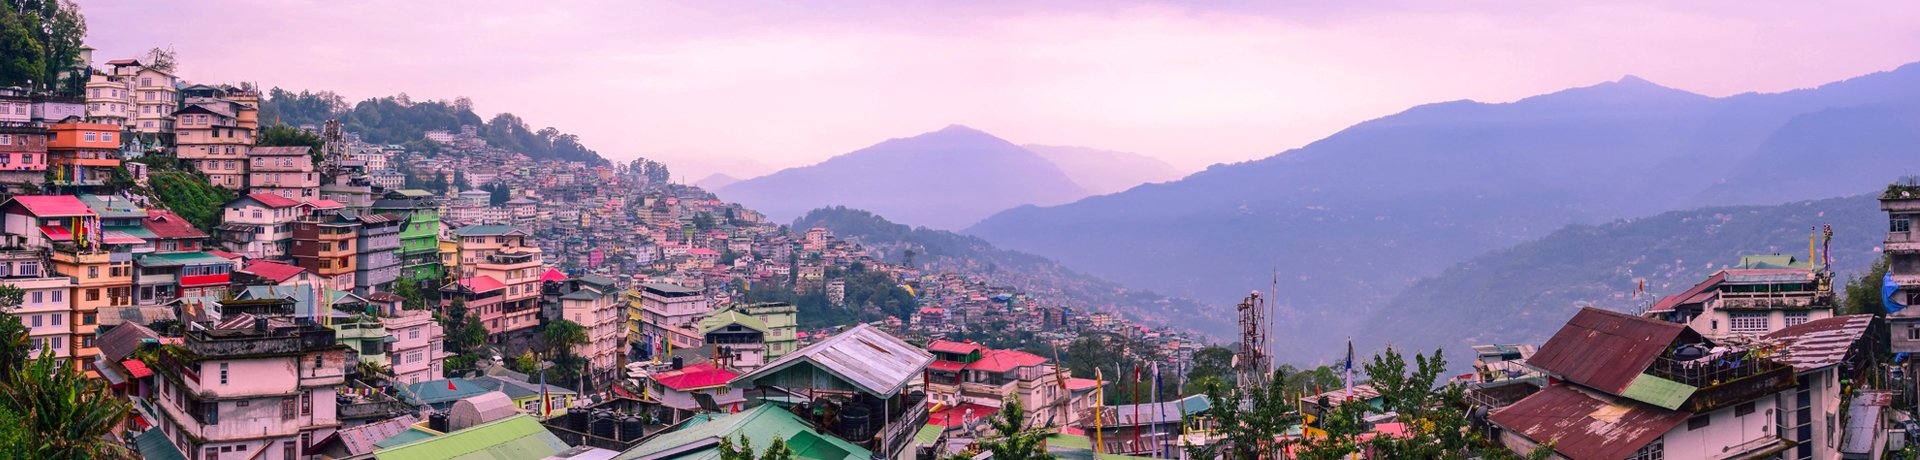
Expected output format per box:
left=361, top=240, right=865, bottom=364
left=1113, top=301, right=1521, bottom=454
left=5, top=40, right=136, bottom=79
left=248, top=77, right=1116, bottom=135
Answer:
left=1644, top=354, right=1795, bottom=413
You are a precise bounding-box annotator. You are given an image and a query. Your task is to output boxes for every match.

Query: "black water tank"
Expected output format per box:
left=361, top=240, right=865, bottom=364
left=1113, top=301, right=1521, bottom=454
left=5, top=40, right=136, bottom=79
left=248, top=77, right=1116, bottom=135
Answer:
left=428, top=412, right=449, bottom=432
left=566, top=410, right=588, bottom=432
left=671, top=357, right=684, bottom=370
left=620, top=416, right=646, bottom=441
left=1673, top=344, right=1709, bottom=361
left=591, top=412, right=617, bottom=438
left=838, top=404, right=872, bottom=438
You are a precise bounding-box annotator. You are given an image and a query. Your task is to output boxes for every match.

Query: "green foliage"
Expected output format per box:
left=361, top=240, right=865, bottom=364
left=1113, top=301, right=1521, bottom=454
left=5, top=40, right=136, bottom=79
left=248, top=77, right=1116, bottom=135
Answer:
left=258, top=124, right=326, bottom=161
left=969, top=398, right=1054, bottom=460
left=148, top=170, right=237, bottom=231
left=258, top=90, right=610, bottom=165
left=1842, top=255, right=1891, bottom=316
left=0, top=0, right=87, bottom=95
left=0, top=7, right=45, bottom=90
left=1185, top=346, right=1234, bottom=393
left=717, top=435, right=794, bottom=460
left=543, top=320, right=589, bottom=352
left=0, top=284, right=128, bottom=459
left=1187, top=369, right=1300, bottom=460
left=508, top=350, right=541, bottom=375
left=484, top=183, right=510, bottom=206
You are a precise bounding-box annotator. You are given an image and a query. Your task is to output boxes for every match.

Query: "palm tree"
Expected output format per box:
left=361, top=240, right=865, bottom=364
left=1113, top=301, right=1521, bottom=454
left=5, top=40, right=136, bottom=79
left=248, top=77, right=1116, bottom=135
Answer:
left=1, top=346, right=132, bottom=458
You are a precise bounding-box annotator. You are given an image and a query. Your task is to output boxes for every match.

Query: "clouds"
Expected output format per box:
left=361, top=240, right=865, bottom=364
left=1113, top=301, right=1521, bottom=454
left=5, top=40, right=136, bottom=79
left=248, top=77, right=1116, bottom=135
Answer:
left=82, top=1, right=1920, bottom=178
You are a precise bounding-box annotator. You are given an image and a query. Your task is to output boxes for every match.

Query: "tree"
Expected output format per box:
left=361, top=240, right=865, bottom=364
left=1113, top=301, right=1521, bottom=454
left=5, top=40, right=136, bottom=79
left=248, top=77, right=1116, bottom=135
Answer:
left=971, top=398, right=1054, bottom=460
left=1842, top=255, right=1892, bottom=316
left=543, top=319, right=589, bottom=353
left=0, top=284, right=130, bottom=458
left=1185, top=346, right=1234, bottom=393
left=258, top=124, right=325, bottom=150
left=1187, top=369, right=1300, bottom=460
left=717, top=435, right=794, bottom=460
left=142, top=45, right=177, bottom=73
left=148, top=170, right=237, bottom=231
left=486, top=183, right=510, bottom=206
left=0, top=7, right=45, bottom=90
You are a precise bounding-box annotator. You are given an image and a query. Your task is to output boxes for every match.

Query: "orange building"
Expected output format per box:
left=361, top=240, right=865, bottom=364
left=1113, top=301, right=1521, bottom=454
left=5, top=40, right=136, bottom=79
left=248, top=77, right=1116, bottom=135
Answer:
left=45, top=122, right=122, bottom=191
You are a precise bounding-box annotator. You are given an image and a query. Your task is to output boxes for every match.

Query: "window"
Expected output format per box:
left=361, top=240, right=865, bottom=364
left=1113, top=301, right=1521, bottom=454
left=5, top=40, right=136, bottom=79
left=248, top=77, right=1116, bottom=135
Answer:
left=29, top=315, right=39, bottom=327
left=203, top=447, right=217, bottom=460
left=282, top=442, right=294, bottom=459
left=219, top=363, right=228, bottom=385
left=409, top=329, right=419, bottom=340
left=1729, top=312, right=1769, bottom=334
left=1735, top=402, right=1755, bottom=417
left=1909, top=326, right=1920, bottom=341
left=83, top=313, right=94, bottom=325
left=1687, top=414, right=1710, bottom=430
left=49, top=290, right=59, bottom=302
left=86, top=289, right=100, bottom=301
left=1895, top=217, right=1913, bottom=234
left=281, top=398, right=295, bottom=419
left=88, top=266, right=99, bottom=278
left=83, top=132, right=96, bottom=142
left=50, top=314, right=59, bottom=326
left=300, top=392, right=311, bottom=415
left=30, top=292, right=41, bottom=304
left=1784, top=311, right=1809, bottom=327
left=0, top=134, right=9, bottom=145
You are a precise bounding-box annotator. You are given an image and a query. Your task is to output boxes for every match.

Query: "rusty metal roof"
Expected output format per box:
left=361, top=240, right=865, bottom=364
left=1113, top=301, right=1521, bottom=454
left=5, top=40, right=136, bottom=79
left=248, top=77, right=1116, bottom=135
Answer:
left=1649, top=272, right=1724, bottom=313
left=1488, top=384, right=1689, bottom=460
left=1528, top=307, right=1686, bottom=395
left=732, top=323, right=933, bottom=397
left=1762, top=314, right=1875, bottom=373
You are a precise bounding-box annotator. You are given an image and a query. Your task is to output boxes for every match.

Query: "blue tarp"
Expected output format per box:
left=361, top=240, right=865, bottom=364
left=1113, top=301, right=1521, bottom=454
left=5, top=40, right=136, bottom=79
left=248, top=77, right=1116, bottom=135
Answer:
left=1886, top=272, right=1907, bottom=314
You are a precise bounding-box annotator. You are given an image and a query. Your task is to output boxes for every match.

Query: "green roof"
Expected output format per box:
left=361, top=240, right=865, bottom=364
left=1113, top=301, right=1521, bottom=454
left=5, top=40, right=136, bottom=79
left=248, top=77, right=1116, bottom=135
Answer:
left=135, top=251, right=233, bottom=267
left=452, top=225, right=523, bottom=237
left=374, top=428, right=441, bottom=449
left=616, top=405, right=870, bottom=460
left=699, top=309, right=768, bottom=334
left=1044, top=434, right=1159, bottom=460
left=1736, top=254, right=1813, bottom=270
left=392, top=189, right=435, bottom=197
left=560, top=288, right=609, bottom=301
left=80, top=194, right=149, bottom=219
left=1621, top=373, right=1696, bottom=411
left=912, top=424, right=943, bottom=445
left=133, top=427, right=189, bottom=460
left=104, top=225, right=158, bottom=239
left=374, top=414, right=569, bottom=460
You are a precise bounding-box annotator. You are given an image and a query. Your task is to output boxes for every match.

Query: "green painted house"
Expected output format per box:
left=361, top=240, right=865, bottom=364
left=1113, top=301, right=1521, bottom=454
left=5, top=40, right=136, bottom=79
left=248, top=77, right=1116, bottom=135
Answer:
left=373, top=189, right=444, bottom=284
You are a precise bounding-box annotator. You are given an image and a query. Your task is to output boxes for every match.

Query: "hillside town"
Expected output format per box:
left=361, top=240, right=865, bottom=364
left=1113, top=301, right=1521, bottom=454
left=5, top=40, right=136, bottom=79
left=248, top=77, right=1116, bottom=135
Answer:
left=5, top=6, right=1920, bottom=460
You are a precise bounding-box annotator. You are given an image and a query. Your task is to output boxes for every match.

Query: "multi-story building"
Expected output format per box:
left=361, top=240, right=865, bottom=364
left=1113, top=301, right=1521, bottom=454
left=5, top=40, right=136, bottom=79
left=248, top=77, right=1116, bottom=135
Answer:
left=110, top=60, right=177, bottom=137
left=0, top=195, right=127, bottom=367
left=147, top=315, right=347, bottom=460
left=448, top=225, right=543, bottom=338
left=633, top=282, right=711, bottom=359
left=219, top=193, right=304, bottom=260
left=555, top=275, right=622, bottom=384
left=1645, top=254, right=1835, bottom=340
left=83, top=72, right=135, bottom=127
left=1886, top=184, right=1920, bottom=355
left=371, top=190, right=442, bottom=284
left=738, top=302, right=796, bottom=359
left=352, top=212, right=402, bottom=295
left=384, top=309, right=445, bottom=385
left=0, top=248, right=73, bottom=360
left=0, top=125, right=49, bottom=193
left=45, top=121, right=121, bottom=191
left=0, top=88, right=30, bottom=126
left=247, top=146, right=318, bottom=199
left=173, top=101, right=255, bottom=189
left=291, top=210, right=359, bottom=292
left=923, top=339, right=1067, bottom=425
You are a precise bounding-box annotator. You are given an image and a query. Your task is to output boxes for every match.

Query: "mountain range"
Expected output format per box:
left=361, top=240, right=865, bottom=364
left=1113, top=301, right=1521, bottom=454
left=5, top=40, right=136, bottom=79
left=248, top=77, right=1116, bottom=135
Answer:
left=965, top=62, right=1920, bottom=359
left=716, top=125, right=1090, bottom=230
left=1022, top=145, right=1188, bottom=195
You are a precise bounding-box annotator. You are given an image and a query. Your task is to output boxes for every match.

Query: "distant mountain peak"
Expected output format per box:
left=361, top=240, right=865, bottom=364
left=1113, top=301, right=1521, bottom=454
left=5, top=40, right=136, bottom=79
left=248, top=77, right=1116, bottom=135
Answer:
left=1514, top=73, right=1708, bottom=106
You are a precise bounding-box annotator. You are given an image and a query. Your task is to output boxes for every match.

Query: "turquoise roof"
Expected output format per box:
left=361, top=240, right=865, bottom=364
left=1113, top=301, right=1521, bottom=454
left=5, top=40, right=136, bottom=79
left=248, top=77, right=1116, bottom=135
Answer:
left=133, top=428, right=189, bottom=460
left=135, top=251, right=232, bottom=267
left=452, top=225, right=523, bottom=236
left=79, top=194, right=148, bottom=219
left=403, top=378, right=493, bottom=405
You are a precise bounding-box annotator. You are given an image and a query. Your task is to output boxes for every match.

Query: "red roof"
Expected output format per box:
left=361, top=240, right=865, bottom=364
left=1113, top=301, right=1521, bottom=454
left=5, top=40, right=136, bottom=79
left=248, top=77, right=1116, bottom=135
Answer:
left=244, top=193, right=301, bottom=208
left=689, top=248, right=719, bottom=256
left=1066, top=377, right=1100, bottom=391
left=1649, top=272, right=1725, bottom=313
left=304, top=199, right=345, bottom=209
left=966, top=349, right=1049, bottom=373
left=1489, top=384, right=1688, bottom=460
left=455, top=275, right=507, bottom=293
left=928, top=403, right=999, bottom=427
left=121, top=359, right=152, bottom=379
left=242, top=260, right=307, bottom=283
left=652, top=362, right=738, bottom=391
left=1528, top=307, right=1689, bottom=396
left=38, top=225, right=72, bottom=241
left=928, top=360, right=965, bottom=372
left=540, top=269, right=567, bottom=283
left=7, top=195, right=96, bottom=217
left=144, top=210, right=207, bottom=239
left=926, top=340, right=987, bottom=356
left=206, top=250, right=242, bottom=260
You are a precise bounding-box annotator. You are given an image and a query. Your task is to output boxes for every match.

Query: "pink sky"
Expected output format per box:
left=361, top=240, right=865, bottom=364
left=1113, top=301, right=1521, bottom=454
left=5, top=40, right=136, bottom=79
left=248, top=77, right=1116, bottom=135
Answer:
left=83, top=1, right=1920, bottom=180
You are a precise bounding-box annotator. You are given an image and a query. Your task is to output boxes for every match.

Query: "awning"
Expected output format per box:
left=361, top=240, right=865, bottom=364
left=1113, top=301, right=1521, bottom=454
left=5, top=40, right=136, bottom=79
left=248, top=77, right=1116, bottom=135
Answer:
left=38, top=225, right=72, bottom=241
left=122, top=359, right=153, bottom=378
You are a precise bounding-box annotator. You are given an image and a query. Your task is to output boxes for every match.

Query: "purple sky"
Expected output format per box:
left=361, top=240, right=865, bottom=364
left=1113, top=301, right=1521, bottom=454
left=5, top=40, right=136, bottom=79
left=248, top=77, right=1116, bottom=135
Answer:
left=83, top=1, right=1920, bottom=180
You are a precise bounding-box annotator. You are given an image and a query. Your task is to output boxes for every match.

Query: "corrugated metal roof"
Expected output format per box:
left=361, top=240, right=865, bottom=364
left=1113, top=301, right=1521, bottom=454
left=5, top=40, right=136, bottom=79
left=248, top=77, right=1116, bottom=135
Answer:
left=374, top=414, right=569, bottom=460
left=1488, top=384, right=1689, bottom=460
left=251, top=146, right=310, bottom=156
left=1649, top=272, right=1724, bottom=313
left=1841, top=390, right=1894, bottom=455
left=333, top=414, right=419, bottom=456
left=5, top=195, right=97, bottom=217
left=733, top=323, right=933, bottom=397
left=1528, top=307, right=1685, bottom=395
left=1762, top=314, right=1875, bottom=373
left=615, top=405, right=870, bottom=460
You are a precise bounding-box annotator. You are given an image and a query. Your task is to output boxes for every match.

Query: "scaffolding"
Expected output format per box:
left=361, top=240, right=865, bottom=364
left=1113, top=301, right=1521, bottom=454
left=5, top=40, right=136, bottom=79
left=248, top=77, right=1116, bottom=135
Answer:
left=1236, top=291, right=1270, bottom=388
